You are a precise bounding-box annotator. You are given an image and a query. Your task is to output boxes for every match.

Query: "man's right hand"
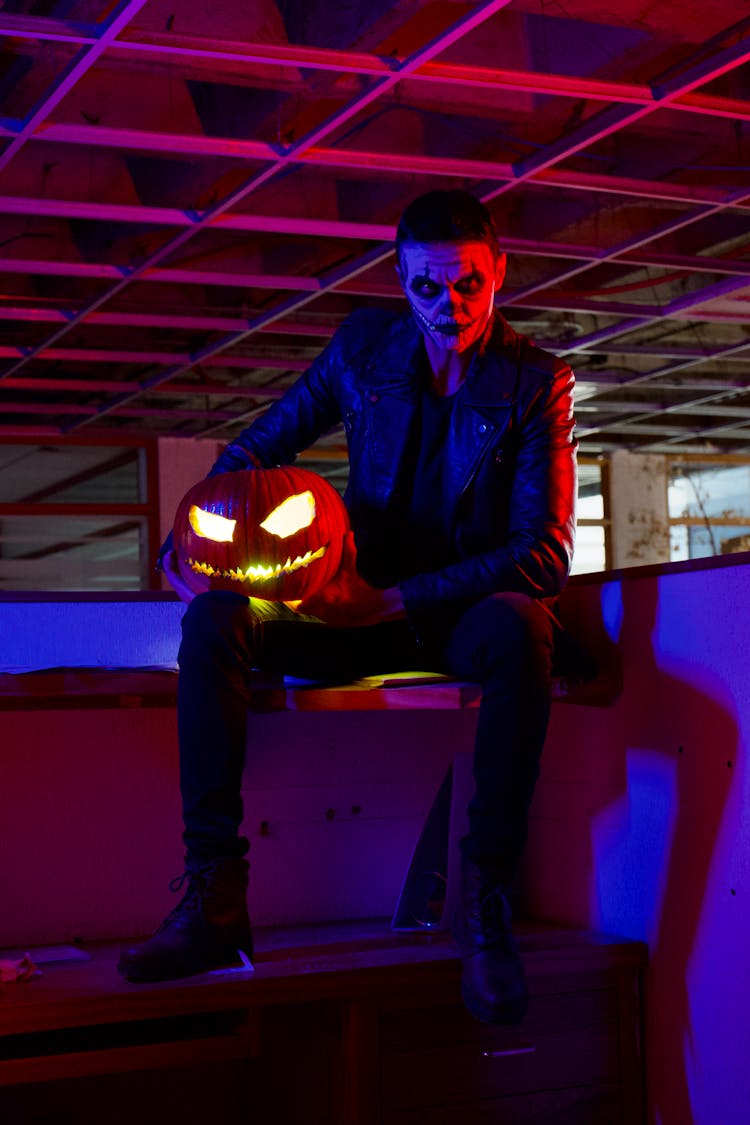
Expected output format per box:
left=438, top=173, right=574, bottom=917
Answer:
left=161, top=549, right=197, bottom=605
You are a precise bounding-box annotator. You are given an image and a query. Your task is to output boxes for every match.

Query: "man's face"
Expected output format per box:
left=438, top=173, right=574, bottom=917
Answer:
left=397, top=241, right=506, bottom=354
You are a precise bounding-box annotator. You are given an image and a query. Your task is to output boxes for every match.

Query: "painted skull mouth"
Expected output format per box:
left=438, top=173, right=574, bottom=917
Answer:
left=188, top=543, right=327, bottom=583
left=410, top=304, right=483, bottom=337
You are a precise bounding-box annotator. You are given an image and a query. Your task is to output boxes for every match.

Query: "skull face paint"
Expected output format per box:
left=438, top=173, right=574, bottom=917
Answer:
left=397, top=241, right=506, bottom=354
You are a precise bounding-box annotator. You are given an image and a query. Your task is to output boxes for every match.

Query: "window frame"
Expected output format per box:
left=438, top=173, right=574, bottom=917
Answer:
left=575, top=454, right=612, bottom=573
left=0, top=435, right=161, bottom=593
left=666, top=452, right=750, bottom=564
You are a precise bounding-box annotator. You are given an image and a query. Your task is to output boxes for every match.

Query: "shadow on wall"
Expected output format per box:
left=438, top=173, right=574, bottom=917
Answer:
left=590, top=575, right=737, bottom=1125
left=524, top=565, right=745, bottom=1124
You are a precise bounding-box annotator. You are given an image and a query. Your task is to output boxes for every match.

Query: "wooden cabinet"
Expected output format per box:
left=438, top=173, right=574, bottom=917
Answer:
left=380, top=990, right=629, bottom=1123
left=0, top=922, right=645, bottom=1125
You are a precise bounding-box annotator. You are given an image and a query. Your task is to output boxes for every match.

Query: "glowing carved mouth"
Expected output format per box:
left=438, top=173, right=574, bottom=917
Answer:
left=188, top=543, right=327, bottom=583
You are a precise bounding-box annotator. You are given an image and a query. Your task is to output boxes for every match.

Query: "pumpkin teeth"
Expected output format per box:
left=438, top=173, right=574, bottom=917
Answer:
left=188, top=544, right=327, bottom=583
left=188, top=558, right=217, bottom=576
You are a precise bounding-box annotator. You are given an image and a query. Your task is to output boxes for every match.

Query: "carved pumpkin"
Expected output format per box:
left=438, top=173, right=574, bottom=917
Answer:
left=173, top=467, right=350, bottom=600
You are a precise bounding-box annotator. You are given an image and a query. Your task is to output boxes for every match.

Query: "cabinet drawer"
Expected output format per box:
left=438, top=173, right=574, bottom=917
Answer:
left=380, top=988, right=620, bottom=1112
left=383, top=1083, right=624, bottom=1124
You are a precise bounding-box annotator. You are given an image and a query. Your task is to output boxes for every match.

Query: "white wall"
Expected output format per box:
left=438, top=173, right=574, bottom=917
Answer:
left=523, top=558, right=750, bottom=1125
left=609, top=450, right=670, bottom=568
left=2, top=556, right=749, bottom=1123
left=0, top=701, right=473, bottom=944
left=157, top=436, right=222, bottom=587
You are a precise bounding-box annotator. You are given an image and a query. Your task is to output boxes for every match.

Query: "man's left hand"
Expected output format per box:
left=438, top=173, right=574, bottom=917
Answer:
left=296, top=532, right=405, bottom=627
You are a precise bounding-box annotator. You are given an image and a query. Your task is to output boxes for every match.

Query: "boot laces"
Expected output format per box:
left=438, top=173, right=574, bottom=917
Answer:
left=165, top=861, right=223, bottom=921
left=473, top=887, right=514, bottom=951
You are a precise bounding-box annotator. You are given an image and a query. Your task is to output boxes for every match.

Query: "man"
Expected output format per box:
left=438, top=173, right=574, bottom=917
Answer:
left=118, top=189, right=577, bottom=1025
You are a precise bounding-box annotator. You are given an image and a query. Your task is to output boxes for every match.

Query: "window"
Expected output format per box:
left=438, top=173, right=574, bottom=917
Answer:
left=572, top=457, right=611, bottom=575
left=0, top=439, right=159, bottom=592
left=668, top=458, right=750, bottom=563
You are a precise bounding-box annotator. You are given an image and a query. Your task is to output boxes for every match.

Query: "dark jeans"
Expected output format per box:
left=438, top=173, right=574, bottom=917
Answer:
left=177, top=591, right=553, bottom=885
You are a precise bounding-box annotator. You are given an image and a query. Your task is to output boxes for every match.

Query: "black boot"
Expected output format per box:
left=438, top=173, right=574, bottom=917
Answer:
left=454, top=860, right=528, bottom=1025
left=117, top=858, right=253, bottom=983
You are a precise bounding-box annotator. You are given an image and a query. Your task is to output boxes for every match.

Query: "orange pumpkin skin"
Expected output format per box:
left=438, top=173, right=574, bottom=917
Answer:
left=173, top=467, right=349, bottom=600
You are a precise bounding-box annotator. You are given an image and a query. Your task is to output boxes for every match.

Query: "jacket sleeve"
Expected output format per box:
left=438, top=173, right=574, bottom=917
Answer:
left=398, top=362, right=577, bottom=614
left=206, top=321, right=359, bottom=474
left=155, top=321, right=355, bottom=567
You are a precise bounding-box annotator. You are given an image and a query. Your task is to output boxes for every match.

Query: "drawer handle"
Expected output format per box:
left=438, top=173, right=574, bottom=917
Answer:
left=482, top=1045, right=537, bottom=1059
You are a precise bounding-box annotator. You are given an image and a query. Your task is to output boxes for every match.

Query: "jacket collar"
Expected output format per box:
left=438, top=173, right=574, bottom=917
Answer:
left=362, top=314, right=424, bottom=392
left=461, top=315, right=520, bottom=410
left=368, top=311, right=521, bottom=405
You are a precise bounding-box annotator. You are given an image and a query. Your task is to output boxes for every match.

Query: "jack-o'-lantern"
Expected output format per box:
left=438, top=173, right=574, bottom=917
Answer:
left=173, top=466, right=349, bottom=600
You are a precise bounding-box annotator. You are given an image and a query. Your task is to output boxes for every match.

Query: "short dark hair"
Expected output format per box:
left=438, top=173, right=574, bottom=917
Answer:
left=396, top=190, right=499, bottom=264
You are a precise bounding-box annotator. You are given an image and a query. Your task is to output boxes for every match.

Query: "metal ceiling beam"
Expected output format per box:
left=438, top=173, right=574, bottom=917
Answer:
left=575, top=399, right=750, bottom=417
left=511, top=35, right=750, bottom=186
left=2, top=17, right=748, bottom=123
left=1, top=176, right=747, bottom=240
left=0, top=258, right=123, bottom=281
left=0, top=346, right=311, bottom=370
left=0, top=0, right=150, bottom=176
left=4, top=120, right=746, bottom=212
left=0, top=194, right=396, bottom=242
left=643, top=417, right=750, bottom=448
left=577, top=439, right=735, bottom=454
left=3, top=296, right=750, bottom=350
left=16, top=388, right=750, bottom=425
left=2, top=251, right=749, bottom=340
left=0, top=13, right=98, bottom=42
left=479, top=35, right=750, bottom=329
left=1, top=27, right=746, bottom=409
left=1, top=401, right=248, bottom=422
left=1, top=5, right=748, bottom=450
left=518, top=189, right=750, bottom=347
left=582, top=336, right=750, bottom=395
left=0, top=306, right=336, bottom=336
left=0, top=257, right=323, bottom=292
left=576, top=374, right=748, bottom=394
left=507, top=274, right=750, bottom=325
left=7, top=255, right=750, bottom=322
left=7, top=301, right=750, bottom=367
left=584, top=343, right=750, bottom=364
left=576, top=338, right=750, bottom=439
left=4, top=192, right=750, bottom=290
left=0, top=0, right=515, bottom=398
left=0, top=425, right=62, bottom=437
left=6, top=122, right=745, bottom=211
left=589, top=421, right=750, bottom=440
left=1, top=377, right=288, bottom=399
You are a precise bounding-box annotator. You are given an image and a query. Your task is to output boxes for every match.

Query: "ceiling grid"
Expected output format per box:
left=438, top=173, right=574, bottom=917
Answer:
left=0, top=0, right=747, bottom=456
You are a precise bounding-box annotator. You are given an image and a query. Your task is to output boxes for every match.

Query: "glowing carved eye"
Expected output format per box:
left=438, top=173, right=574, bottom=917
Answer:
left=260, top=490, right=316, bottom=539
left=188, top=505, right=236, bottom=542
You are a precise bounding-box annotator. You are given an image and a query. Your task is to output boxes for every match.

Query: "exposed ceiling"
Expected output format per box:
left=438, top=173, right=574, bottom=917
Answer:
left=1, top=0, right=749, bottom=473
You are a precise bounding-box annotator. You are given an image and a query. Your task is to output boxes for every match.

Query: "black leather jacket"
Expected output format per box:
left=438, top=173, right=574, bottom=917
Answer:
left=210, top=308, right=577, bottom=621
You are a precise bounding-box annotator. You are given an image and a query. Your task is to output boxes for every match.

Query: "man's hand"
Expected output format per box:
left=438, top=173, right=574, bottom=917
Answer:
left=296, top=532, right=406, bottom=627
left=161, top=549, right=197, bottom=605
